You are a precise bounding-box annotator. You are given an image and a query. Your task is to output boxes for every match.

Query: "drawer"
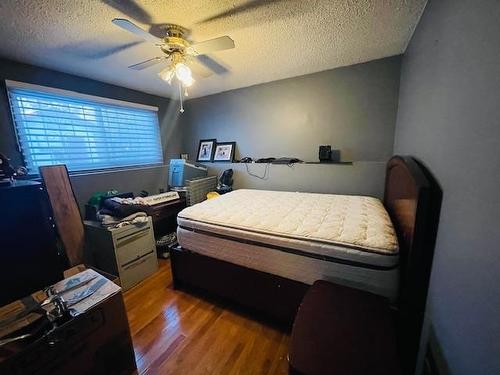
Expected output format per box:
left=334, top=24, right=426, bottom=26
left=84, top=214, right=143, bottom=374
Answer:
left=114, top=226, right=155, bottom=266
left=119, top=252, right=158, bottom=290
left=108, top=218, right=150, bottom=237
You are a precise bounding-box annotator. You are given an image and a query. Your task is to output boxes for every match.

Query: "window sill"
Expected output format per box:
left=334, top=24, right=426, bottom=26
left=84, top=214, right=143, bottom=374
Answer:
left=69, top=164, right=167, bottom=177
left=24, top=164, right=167, bottom=179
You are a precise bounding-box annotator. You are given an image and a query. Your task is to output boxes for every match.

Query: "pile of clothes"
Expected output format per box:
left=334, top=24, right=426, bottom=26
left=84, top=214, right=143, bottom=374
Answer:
left=97, top=197, right=149, bottom=228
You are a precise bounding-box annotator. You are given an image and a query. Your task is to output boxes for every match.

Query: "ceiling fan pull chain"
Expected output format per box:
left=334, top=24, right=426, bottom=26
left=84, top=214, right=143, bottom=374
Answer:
left=178, top=81, right=185, bottom=113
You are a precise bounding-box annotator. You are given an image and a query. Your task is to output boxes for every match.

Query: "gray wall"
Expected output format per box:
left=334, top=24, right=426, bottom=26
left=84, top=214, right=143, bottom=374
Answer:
left=393, top=1, right=500, bottom=374
left=203, top=162, right=387, bottom=198
left=181, top=56, right=401, bottom=198
left=0, top=58, right=182, bottom=209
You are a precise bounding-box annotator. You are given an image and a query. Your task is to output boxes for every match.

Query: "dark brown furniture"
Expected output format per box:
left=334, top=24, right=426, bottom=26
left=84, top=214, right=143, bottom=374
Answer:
left=171, top=156, right=441, bottom=371
left=289, top=280, right=400, bottom=375
left=143, top=198, right=186, bottom=244
left=171, top=250, right=309, bottom=326
left=0, top=290, right=136, bottom=375
left=289, top=156, right=442, bottom=374
left=40, top=165, right=86, bottom=267
left=0, top=180, right=63, bottom=306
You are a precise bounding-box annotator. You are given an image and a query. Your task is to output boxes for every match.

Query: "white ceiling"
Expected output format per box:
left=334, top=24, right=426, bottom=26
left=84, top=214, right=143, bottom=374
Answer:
left=0, top=0, right=427, bottom=99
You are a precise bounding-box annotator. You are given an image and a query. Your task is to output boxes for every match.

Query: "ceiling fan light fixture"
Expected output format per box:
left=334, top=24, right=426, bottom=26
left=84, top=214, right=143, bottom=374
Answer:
left=175, top=63, right=192, bottom=83
left=159, top=62, right=194, bottom=113
left=158, top=67, right=174, bottom=83
left=182, top=75, right=195, bottom=87
left=159, top=62, right=194, bottom=86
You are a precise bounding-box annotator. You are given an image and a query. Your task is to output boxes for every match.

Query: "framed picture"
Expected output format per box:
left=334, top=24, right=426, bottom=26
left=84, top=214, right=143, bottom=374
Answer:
left=213, top=142, right=236, bottom=162
left=180, top=153, right=189, bottom=160
left=196, top=139, right=216, bottom=162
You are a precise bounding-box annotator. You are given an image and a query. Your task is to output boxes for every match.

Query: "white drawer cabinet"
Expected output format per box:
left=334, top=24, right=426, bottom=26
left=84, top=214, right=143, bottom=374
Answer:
left=84, top=218, right=158, bottom=291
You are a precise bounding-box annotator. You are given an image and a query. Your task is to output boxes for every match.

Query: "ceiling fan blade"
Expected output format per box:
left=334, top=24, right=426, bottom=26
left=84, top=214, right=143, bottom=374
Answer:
left=59, top=40, right=142, bottom=59
left=189, top=58, right=214, bottom=78
left=197, top=0, right=285, bottom=24
left=112, top=18, right=162, bottom=44
left=196, top=0, right=309, bottom=30
left=128, top=57, right=166, bottom=71
left=102, top=0, right=152, bottom=24
left=192, top=55, right=229, bottom=76
left=90, top=41, right=142, bottom=58
left=189, top=36, right=235, bottom=55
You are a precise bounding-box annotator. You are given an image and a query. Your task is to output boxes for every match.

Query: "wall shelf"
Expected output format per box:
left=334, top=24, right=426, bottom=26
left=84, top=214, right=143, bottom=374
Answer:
left=304, top=161, right=353, bottom=165
left=201, top=161, right=354, bottom=165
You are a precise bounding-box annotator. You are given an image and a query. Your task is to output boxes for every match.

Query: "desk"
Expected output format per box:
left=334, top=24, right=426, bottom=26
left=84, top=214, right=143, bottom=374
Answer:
left=143, top=198, right=186, bottom=241
left=0, top=272, right=136, bottom=375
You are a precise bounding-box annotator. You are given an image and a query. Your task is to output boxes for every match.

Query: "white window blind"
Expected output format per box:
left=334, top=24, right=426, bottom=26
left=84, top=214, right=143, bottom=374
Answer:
left=7, top=82, right=163, bottom=174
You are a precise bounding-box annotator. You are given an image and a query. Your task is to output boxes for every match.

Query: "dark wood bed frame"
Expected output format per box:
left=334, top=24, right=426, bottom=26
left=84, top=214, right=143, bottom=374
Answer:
left=171, top=155, right=442, bottom=364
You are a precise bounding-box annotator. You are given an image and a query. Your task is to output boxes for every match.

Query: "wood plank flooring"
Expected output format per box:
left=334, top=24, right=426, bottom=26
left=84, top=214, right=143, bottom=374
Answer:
left=123, top=259, right=290, bottom=375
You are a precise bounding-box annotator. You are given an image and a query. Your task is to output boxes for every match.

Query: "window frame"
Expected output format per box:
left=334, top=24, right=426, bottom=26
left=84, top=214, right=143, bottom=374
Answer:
left=5, top=80, right=164, bottom=176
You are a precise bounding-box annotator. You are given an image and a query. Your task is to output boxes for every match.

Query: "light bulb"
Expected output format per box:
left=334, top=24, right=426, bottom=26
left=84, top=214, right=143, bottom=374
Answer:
left=183, top=75, right=195, bottom=87
left=175, top=63, right=192, bottom=83
left=158, top=68, right=174, bottom=84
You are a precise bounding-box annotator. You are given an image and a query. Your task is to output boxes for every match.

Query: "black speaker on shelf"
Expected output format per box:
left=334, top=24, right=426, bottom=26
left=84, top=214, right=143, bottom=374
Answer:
left=319, top=145, right=332, bottom=162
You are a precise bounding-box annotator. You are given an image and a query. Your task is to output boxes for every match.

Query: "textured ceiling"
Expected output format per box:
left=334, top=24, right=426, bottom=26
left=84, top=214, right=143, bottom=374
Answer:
left=0, top=0, right=427, bottom=99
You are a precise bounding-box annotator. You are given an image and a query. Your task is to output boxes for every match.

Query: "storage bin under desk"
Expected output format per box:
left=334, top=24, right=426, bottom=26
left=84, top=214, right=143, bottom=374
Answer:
left=84, top=218, right=158, bottom=291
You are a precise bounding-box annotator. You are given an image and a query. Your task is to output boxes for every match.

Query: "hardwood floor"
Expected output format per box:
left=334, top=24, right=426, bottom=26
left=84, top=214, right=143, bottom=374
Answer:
left=123, top=259, right=290, bottom=375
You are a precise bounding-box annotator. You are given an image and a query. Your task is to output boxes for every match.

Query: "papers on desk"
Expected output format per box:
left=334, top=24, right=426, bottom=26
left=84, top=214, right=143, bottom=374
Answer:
left=52, top=268, right=121, bottom=316
left=141, top=191, right=180, bottom=205
left=109, top=191, right=180, bottom=207
left=0, top=269, right=120, bottom=339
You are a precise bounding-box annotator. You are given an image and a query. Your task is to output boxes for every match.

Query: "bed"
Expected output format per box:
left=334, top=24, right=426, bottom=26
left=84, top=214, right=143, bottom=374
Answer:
left=177, top=190, right=399, bottom=299
left=171, top=155, right=440, bottom=327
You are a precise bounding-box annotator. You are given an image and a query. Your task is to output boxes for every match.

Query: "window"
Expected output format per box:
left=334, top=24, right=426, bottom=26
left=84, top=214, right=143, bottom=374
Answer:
left=7, top=81, right=163, bottom=174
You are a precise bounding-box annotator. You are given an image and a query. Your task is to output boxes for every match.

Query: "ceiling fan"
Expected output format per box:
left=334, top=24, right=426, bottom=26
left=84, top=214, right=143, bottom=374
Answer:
left=112, top=18, right=235, bottom=112
left=100, top=0, right=306, bottom=112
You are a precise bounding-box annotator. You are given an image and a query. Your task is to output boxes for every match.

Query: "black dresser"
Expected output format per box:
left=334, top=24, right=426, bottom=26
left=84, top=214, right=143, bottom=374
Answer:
left=0, top=180, right=64, bottom=306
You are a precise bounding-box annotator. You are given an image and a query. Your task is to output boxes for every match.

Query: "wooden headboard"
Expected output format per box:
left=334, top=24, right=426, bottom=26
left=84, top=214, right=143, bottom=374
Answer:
left=384, top=156, right=430, bottom=281
left=383, top=155, right=442, bottom=372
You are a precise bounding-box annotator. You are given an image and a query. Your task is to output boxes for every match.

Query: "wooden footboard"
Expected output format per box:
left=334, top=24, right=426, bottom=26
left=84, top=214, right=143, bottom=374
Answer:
left=170, top=247, right=309, bottom=327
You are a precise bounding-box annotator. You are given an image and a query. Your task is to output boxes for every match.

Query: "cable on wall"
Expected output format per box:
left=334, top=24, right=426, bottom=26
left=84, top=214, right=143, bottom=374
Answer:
left=245, top=163, right=270, bottom=180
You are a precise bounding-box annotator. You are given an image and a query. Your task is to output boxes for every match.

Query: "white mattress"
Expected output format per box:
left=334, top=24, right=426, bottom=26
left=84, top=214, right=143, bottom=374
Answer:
left=177, top=189, right=399, bottom=299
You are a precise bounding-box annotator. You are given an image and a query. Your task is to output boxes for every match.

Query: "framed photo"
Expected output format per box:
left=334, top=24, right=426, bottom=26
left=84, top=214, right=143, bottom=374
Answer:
left=213, top=142, right=236, bottom=162
left=180, top=153, right=189, bottom=160
left=196, top=139, right=216, bottom=162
